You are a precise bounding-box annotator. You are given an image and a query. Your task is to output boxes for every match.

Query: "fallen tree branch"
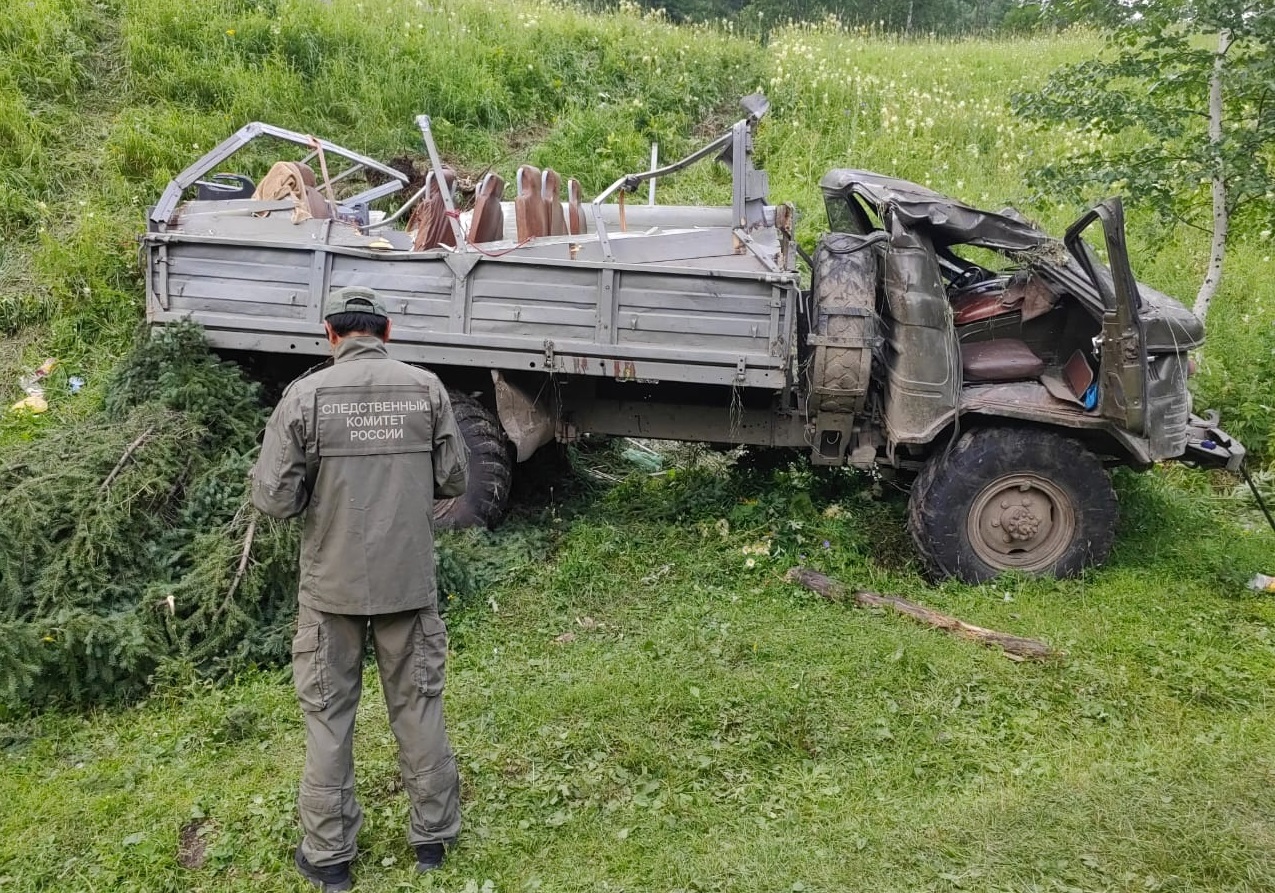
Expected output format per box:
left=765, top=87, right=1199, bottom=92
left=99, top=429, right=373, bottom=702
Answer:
left=785, top=567, right=1061, bottom=662
left=219, top=516, right=258, bottom=617
left=99, top=427, right=156, bottom=494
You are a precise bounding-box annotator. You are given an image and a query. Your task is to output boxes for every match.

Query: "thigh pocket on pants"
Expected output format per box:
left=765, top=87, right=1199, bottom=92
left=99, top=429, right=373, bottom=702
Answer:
left=292, top=622, right=329, bottom=712
left=411, top=612, right=447, bottom=697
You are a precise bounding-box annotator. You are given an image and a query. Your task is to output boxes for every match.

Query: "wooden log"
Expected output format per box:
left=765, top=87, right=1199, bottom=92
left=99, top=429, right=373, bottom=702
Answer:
left=785, top=567, right=1061, bottom=662
left=227, top=518, right=256, bottom=597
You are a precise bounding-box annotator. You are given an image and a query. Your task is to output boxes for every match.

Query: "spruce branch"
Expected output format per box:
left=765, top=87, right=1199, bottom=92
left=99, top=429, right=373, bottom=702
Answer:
left=99, top=427, right=157, bottom=495
left=220, top=512, right=258, bottom=618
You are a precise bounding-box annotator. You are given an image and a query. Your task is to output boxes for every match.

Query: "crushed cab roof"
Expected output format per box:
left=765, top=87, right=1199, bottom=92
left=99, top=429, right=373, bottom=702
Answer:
left=819, top=169, right=1055, bottom=253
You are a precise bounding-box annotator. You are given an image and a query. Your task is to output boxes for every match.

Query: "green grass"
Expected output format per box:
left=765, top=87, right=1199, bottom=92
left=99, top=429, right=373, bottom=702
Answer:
left=2, top=457, right=1273, bottom=891
left=2, top=0, right=1274, bottom=888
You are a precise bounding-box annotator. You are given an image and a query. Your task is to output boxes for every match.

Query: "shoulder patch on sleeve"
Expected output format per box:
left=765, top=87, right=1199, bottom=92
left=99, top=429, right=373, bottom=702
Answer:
left=273, top=358, right=334, bottom=406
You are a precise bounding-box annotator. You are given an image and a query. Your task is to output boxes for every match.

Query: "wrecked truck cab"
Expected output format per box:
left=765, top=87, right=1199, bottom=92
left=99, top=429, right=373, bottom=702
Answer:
left=816, top=171, right=1243, bottom=581
left=818, top=170, right=1237, bottom=468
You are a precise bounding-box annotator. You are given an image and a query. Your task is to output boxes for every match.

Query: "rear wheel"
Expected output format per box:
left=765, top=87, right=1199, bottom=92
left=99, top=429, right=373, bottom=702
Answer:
left=434, top=394, right=512, bottom=530
left=907, top=427, right=1117, bottom=583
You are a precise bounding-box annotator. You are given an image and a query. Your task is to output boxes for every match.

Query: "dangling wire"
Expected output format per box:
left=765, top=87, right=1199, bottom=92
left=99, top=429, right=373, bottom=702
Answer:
left=728, top=381, right=743, bottom=443
left=1239, top=460, right=1275, bottom=533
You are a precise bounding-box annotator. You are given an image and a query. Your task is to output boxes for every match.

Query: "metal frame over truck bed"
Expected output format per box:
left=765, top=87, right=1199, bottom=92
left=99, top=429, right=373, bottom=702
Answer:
left=144, top=106, right=800, bottom=398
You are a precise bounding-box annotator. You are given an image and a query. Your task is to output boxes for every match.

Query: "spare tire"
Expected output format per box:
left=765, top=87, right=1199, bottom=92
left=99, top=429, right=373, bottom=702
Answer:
left=434, top=393, right=513, bottom=530
left=907, top=426, right=1117, bottom=583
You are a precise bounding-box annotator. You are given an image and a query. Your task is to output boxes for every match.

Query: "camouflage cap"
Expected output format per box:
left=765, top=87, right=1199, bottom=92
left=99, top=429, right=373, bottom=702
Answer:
left=323, top=286, right=389, bottom=319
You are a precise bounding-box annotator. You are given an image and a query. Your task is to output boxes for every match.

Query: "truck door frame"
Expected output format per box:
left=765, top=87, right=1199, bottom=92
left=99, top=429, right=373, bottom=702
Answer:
left=1063, top=198, right=1149, bottom=435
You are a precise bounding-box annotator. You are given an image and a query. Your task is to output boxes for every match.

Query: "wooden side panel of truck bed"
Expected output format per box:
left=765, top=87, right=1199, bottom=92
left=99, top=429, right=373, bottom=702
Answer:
left=145, top=208, right=797, bottom=390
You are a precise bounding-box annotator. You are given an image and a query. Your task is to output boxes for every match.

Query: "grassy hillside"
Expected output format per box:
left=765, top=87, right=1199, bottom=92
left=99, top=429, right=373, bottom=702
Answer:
left=2, top=0, right=1271, bottom=456
left=1, top=1, right=1274, bottom=891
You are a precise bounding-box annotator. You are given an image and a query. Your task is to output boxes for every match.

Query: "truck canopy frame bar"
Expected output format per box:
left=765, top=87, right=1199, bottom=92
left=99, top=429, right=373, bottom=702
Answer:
left=150, top=122, right=409, bottom=227
left=411, top=95, right=776, bottom=265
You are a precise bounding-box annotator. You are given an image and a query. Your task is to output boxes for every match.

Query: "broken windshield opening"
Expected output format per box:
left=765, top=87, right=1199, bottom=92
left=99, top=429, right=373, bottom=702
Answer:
left=823, top=193, right=879, bottom=236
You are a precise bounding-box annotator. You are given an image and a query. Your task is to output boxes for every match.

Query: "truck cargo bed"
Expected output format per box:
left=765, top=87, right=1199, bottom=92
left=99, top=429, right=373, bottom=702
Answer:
left=146, top=213, right=796, bottom=389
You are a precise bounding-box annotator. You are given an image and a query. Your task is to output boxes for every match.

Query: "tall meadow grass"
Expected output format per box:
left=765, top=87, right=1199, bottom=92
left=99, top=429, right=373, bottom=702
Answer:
left=0, top=0, right=1269, bottom=458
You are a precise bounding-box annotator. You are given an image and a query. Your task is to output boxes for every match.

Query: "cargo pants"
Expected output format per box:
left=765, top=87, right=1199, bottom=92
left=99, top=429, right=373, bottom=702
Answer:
left=292, top=603, right=461, bottom=867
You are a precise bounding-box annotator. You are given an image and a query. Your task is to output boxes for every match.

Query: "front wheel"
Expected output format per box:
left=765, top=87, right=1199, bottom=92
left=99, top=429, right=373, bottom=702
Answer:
left=434, top=394, right=513, bottom=530
left=907, top=427, right=1117, bottom=583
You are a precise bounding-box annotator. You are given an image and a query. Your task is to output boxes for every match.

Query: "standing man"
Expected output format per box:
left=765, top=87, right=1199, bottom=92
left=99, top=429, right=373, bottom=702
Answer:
left=251, top=286, right=469, bottom=891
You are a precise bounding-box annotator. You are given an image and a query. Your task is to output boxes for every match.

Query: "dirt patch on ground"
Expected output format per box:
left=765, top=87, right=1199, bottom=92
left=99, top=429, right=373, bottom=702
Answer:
left=177, top=817, right=214, bottom=870
left=504, top=121, right=551, bottom=155
left=691, top=101, right=741, bottom=140
left=379, top=154, right=491, bottom=211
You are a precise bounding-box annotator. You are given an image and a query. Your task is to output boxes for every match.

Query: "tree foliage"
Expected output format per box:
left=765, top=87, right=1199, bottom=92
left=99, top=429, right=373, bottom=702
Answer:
left=584, top=0, right=1025, bottom=34
left=0, top=325, right=467, bottom=710
left=1012, top=0, right=1275, bottom=240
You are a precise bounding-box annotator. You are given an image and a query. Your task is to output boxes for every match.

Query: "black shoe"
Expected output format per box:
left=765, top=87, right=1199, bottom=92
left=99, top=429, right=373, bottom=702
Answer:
left=414, top=842, right=445, bottom=873
left=294, top=846, right=353, bottom=892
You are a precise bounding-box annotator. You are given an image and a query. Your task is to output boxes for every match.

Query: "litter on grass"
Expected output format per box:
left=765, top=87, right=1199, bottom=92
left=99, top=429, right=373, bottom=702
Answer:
left=1249, top=573, right=1275, bottom=593
left=10, top=358, right=58, bottom=413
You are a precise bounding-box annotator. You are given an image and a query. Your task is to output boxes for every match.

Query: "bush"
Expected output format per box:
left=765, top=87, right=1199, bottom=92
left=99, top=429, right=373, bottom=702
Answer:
left=0, top=324, right=468, bottom=709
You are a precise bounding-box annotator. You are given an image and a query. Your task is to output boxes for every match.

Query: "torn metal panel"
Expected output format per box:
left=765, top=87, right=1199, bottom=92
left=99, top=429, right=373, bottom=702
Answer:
left=879, top=214, right=959, bottom=445
left=961, top=381, right=1111, bottom=431
left=492, top=371, right=556, bottom=462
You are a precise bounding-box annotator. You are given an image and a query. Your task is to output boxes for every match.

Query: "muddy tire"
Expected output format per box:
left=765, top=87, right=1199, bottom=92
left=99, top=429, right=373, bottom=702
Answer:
left=907, top=427, right=1117, bottom=583
left=433, top=394, right=512, bottom=530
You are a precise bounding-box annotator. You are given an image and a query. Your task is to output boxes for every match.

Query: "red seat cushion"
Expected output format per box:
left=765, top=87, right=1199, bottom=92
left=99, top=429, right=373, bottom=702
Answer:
left=961, top=339, right=1045, bottom=383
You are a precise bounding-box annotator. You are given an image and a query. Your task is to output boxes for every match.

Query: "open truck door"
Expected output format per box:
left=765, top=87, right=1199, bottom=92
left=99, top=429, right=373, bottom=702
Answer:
left=1063, top=198, right=1149, bottom=435
left=1065, top=198, right=1245, bottom=472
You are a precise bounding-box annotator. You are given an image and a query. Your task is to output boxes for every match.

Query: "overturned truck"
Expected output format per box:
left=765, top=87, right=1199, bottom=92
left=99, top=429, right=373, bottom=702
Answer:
left=141, top=99, right=1242, bottom=582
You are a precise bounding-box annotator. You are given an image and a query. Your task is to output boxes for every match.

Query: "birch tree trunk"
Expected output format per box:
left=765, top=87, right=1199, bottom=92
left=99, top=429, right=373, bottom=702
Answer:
left=1194, top=28, right=1232, bottom=323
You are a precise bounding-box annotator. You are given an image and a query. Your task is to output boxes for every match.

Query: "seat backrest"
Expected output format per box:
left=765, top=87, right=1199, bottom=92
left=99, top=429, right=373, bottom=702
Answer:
left=542, top=169, right=567, bottom=236
left=514, top=165, right=547, bottom=240
left=195, top=173, right=256, bottom=201
left=295, top=163, right=317, bottom=188
left=960, top=339, right=1045, bottom=383
left=303, top=185, right=333, bottom=220
left=469, top=172, right=506, bottom=244
left=410, top=169, right=457, bottom=251
left=566, top=178, right=586, bottom=235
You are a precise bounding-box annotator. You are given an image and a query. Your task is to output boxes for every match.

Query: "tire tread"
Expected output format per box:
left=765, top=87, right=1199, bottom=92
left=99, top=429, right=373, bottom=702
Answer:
left=434, top=394, right=512, bottom=529
left=907, top=426, right=1117, bottom=583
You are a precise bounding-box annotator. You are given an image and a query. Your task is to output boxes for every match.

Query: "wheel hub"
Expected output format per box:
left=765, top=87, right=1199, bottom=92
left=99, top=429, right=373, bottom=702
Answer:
left=968, top=474, right=1075, bottom=572
left=998, top=503, right=1041, bottom=541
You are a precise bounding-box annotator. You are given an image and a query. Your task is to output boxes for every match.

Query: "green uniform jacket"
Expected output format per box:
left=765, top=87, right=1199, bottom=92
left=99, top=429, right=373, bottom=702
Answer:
left=250, top=336, right=469, bottom=614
